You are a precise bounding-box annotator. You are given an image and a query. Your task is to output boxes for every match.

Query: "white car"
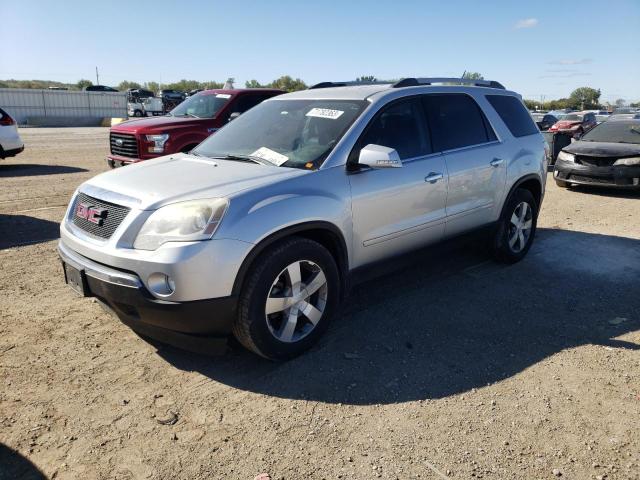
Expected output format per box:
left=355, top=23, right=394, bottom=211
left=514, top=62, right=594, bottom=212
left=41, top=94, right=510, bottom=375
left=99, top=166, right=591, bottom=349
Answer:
left=0, top=108, right=24, bottom=159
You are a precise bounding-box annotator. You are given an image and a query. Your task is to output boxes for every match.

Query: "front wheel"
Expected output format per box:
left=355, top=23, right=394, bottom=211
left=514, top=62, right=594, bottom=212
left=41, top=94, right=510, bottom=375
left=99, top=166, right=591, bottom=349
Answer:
left=493, top=188, right=538, bottom=264
left=233, top=237, right=340, bottom=360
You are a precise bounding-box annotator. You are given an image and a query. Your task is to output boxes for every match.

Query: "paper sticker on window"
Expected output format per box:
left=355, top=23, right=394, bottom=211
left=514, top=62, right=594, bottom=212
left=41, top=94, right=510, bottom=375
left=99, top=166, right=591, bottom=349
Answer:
left=216, top=94, right=231, bottom=99
left=306, top=108, right=344, bottom=120
left=251, top=147, right=289, bottom=166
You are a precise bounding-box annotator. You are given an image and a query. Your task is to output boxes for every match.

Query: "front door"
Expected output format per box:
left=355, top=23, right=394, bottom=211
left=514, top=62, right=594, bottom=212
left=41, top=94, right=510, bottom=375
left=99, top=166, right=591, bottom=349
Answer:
left=348, top=97, right=448, bottom=268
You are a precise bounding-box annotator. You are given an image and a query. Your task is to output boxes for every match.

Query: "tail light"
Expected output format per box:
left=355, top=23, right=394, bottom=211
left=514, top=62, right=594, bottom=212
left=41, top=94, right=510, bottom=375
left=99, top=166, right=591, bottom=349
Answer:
left=0, top=112, right=16, bottom=126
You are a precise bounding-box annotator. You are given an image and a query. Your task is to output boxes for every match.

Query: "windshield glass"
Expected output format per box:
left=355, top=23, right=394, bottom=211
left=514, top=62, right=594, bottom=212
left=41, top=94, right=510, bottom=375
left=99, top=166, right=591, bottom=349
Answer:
left=193, top=99, right=368, bottom=169
left=170, top=93, right=231, bottom=118
left=559, top=114, right=583, bottom=121
left=581, top=121, right=640, bottom=144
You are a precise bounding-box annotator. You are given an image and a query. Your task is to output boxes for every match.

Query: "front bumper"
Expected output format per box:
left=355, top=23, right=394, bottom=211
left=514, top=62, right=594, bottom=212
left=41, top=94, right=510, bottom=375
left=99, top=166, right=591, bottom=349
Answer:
left=107, top=153, right=145, bottom=168
left=58, top=241, right=236, bottom=354
left=554, top=159, right=640, bottom=188
left=1, top=144, right=24, bottom=158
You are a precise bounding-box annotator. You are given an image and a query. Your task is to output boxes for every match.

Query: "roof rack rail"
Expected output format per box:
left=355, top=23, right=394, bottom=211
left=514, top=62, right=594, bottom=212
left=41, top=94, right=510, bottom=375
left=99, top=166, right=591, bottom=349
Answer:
left=393, top=78, right=505, bottom=89
left=309, top=81, right=390, bottom=89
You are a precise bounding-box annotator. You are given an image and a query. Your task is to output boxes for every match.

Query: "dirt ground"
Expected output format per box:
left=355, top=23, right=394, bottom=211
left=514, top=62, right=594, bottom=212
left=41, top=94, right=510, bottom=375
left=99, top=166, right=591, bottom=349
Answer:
left=1, top=127, right=639, bottom=480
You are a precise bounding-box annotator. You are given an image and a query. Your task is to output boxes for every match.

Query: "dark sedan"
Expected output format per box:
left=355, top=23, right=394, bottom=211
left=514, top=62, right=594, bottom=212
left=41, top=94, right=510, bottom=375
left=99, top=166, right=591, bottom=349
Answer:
left=534, top=114, right=558, bottom=131
left=554, top=119, right=640, bottom=189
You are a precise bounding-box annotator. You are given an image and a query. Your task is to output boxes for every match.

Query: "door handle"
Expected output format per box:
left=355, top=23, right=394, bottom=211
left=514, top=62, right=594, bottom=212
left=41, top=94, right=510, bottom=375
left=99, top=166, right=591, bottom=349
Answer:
left=425, top=172, right=443, bottom=184
left=490, top=158, right=504, bottom=167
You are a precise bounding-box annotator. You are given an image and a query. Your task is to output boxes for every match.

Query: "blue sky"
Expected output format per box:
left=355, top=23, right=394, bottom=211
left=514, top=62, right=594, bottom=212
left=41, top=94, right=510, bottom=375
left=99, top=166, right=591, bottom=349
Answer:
left=1, top=0, right=639, bottom=103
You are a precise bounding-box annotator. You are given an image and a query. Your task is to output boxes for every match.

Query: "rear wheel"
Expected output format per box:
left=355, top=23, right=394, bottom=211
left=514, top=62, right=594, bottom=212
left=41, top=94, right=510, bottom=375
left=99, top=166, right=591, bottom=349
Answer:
left=493, top=188, right=538, bottom=264
left=233, top=237, right=340, bottom=360
left=133, top=109, right=143, bottom=117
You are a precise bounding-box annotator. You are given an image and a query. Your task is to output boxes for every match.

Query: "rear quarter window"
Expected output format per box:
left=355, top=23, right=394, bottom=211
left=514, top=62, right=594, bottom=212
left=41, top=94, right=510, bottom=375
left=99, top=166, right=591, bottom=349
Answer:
left=486, top=95, right=539, bottom=138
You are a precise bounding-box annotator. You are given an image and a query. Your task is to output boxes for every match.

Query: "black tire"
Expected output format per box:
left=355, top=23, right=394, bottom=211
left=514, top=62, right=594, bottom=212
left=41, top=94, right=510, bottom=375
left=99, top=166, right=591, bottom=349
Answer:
left=233, top=237, right=340, bottom=360
left=492, top=188, right=538, bottom=264
left=133, top=110, right=143, bottom=117
left=555, top=178, right=571, bottom=188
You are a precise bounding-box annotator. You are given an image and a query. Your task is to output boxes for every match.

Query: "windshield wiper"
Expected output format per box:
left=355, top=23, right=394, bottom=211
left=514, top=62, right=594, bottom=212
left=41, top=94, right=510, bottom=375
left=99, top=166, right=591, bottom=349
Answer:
left=206, top=154, right=270, bottom=165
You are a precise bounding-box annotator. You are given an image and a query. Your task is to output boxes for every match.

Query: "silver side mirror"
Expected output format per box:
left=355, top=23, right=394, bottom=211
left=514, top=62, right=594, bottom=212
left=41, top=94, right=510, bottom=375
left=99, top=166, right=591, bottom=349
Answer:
left=358, top=144, right=402, bottom=168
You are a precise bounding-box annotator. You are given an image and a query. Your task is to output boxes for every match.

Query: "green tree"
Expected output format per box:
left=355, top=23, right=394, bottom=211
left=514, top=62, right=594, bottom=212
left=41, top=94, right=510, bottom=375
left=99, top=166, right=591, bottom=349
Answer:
left=523, top=99, right=538, bottom=110
left=614, top=98, right=626, bottom=108
left=245, top=79, right=263, bottom=88
left=118, top=80, right=142, bottom=91
left=202, top=80, right=224, bottom=89
left=267, top=75, right=307, bottom=92
left=76, top=79, right=93, bottom=90
left=462, top=72, right=484, bottom=80
left=356, top=76, right=377, bottom=82
left=568, top=87, right=601, bottom=110
left=144, top=81, right=160, bottom=93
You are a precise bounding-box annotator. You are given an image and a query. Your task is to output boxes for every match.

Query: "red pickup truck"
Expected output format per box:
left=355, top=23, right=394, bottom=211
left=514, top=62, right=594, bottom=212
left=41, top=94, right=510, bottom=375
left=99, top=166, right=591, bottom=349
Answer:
left=107, top=88, right=283, bottom=167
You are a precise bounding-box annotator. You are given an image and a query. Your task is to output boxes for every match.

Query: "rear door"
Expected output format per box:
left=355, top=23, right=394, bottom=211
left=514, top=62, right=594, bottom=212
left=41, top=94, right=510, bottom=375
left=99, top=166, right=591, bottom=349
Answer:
left=422, top=94, right=506, bottom=236
left=348, top=96, right=448, bottom=267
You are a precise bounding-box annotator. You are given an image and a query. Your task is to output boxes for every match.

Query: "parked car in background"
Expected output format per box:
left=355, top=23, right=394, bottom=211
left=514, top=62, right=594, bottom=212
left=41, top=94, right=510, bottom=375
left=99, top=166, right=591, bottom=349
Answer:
left=186, top=89, right=203, bottom=97
left=595, top=114, right=610, bottom=124
left=549, top=112, right=597, bottom=137
left=534, top=113, right=558, bottom=131
left=85, top=85, right=119, bottom=92
left=608, top=113, right=640, bottom=121
left=60, top=77, right=546, bottom=359
left=0, top=107, right=24, bottom=159
left=554, top=119, right=640, bottom=189
left=107, top=88, right=284, bottom=167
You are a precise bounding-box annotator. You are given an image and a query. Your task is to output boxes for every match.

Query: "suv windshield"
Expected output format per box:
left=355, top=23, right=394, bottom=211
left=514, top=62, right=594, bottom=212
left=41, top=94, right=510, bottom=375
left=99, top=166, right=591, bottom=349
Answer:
left=170, top=93, right=230, bottom=118
left=193, top=99, right=367, bottom=169
left=581, top=121, right=640, bottom=144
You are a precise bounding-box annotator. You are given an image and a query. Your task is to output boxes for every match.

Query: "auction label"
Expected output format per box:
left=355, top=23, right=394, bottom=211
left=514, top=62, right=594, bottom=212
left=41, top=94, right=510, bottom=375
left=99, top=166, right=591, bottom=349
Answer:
left=306, top=108, right=344, bottom=120
left=250, top=147, right=289, bottom=166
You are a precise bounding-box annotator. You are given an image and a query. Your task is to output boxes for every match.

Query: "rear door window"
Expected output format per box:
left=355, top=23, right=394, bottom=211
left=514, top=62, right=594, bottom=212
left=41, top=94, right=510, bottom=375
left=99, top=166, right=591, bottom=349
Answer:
left=486, top=95, right=539, bottom=138
left=422, top=94, right=496, bottom=151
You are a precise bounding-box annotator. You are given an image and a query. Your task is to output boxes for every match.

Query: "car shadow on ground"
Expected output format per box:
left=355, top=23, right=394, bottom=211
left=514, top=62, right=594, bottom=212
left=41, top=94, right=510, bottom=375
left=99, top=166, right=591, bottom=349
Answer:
left=156, top=228, right=640, bottom=405
left=0, top=215, right=60, bottom=249
left=0, top=164, right=87, bottom=177
left=0, top=444, right=46, bottom=480
left=566, top=184, right=640, bottom=199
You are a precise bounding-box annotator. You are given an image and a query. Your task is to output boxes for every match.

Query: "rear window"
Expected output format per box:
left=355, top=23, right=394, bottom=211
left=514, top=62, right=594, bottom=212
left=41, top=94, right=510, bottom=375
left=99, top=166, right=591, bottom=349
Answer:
left=486, top=95, right=539, bottom=138
left=422, top=94, right=496, bottom=151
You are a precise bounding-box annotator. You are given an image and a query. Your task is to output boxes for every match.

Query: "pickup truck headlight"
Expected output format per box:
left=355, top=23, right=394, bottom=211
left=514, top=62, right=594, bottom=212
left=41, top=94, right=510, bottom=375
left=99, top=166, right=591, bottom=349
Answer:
left=557, top=151, right=575, bottom=163
left=134, top=198, right=229, bottom=250
left=145, top=133, right=169, bottom=153
left=613, top=156, right=640, bottom=166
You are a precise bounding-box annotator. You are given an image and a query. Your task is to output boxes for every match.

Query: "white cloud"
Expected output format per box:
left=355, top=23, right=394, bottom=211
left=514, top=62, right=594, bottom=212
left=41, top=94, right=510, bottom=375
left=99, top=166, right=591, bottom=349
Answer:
left=514, top=18, right=538, bottom=29
left=547, top=58, right=593, bottom=65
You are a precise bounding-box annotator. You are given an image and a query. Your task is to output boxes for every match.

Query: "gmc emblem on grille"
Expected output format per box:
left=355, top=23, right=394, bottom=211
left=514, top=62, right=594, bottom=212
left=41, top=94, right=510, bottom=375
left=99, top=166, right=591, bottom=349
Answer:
left=76, top=202, right=108, bottom=226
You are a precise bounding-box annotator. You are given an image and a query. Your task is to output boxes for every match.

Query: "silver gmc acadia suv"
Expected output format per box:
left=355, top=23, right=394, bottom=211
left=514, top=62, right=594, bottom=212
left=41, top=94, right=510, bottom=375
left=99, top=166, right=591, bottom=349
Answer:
left=59, top=77, right=546, bottom=360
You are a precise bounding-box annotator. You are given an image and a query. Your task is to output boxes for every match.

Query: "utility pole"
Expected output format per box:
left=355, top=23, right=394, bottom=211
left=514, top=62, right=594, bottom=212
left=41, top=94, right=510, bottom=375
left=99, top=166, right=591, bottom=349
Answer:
left=95, top=66, right=99, bottom=86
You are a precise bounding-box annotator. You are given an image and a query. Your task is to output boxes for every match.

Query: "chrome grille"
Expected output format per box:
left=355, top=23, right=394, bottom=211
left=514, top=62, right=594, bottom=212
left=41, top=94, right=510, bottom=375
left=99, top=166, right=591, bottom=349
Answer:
left=110, top=132, right=139, bottom=158
left=71, top=193, right=130, bottom=239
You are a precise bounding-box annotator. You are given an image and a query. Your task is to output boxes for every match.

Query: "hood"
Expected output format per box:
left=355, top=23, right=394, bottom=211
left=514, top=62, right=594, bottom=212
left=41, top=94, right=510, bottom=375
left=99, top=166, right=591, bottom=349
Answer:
left=551, top=120, right=580, bottom=129
left=82, top=153, right=307, bottom=210
left=564, top=141, right=640, bottom=158
left=111, top=115, right=208, bottom=134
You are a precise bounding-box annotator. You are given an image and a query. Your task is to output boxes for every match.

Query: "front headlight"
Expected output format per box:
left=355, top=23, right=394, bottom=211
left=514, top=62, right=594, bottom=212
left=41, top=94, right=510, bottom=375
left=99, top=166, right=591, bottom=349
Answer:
left=145, top=133, right=169, bottom=153
left=134, top=198, right=229, bottom=250
left=613, top=156, right=640, bottom=166
left=557, top=151, right=575, bottom=163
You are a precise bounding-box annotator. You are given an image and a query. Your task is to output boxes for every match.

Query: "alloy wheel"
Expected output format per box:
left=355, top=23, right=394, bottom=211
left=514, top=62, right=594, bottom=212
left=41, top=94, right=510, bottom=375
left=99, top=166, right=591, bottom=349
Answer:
left=264, top=260, right=328, bottom=343
left=508, top=201, right=533, bottom=253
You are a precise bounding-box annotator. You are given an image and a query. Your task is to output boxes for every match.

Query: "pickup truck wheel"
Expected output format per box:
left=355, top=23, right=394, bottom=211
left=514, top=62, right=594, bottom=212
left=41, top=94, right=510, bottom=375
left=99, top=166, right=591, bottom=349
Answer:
left=233, top=237, right=340, bottom=360
left=133, top=110, right=142, bottom=117
left=493, top=188, right=538, bottom=264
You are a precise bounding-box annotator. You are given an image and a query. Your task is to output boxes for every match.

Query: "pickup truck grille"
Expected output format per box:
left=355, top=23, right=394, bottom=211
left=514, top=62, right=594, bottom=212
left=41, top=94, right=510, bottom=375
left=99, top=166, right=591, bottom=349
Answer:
left=71, top=192, right=131, bottom=239
left=110, top=132, right=139, bottom=158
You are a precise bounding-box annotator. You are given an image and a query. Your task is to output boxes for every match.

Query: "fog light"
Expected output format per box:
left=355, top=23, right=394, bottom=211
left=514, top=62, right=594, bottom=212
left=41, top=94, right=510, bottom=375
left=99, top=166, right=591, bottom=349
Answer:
left=148, top=272, right=175, bottom=296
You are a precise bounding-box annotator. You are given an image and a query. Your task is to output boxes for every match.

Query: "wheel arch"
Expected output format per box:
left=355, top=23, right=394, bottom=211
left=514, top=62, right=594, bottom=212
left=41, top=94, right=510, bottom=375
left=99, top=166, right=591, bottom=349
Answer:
left=501, top=174, right=543, bottom=217
left=231, top=221, right=349, bottom=298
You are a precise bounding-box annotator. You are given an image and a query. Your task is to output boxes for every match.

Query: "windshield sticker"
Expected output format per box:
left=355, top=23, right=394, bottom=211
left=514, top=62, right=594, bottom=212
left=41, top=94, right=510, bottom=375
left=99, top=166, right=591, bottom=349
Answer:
left=306, top=108, right=344, bottom=120
left=251, top=147, right=289, bottom=166
left=216, top=94, right=231, bottom=99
